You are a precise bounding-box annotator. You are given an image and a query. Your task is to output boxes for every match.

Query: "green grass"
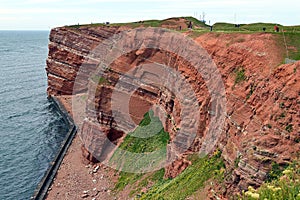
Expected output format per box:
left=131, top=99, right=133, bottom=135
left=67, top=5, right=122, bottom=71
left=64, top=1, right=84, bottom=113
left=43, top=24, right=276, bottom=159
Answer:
left=285, top=124, right=293, bottom=133
left=67, top=23, right=106, bottom=28
left=187, top=29, right=209, bottom=38
left=246, top=83, right=256, bottom=100
left=112, top=112, right=225, bottom=199
left=116, top=111, right=169, bottom=154
left=278, top=112, right=286, bottom=119
left=213, top=22, right=242, bottom=32
left=106, top=16, right=208, bottom=30
left=115, top=172, right=144, bottom=191
left=66, top=19, right=163, bottom=29
left=234, top=67, right=247, bottom=85
left=266, top=162, right=288, bottom=182
left=282, top=25, right=300, bottom=32
left=284, top=32, right=300, bottom=60
left=66, top=18, right=300, bottom=34
left=111, top=19, right=162, bottom=28
left=242, top=23, right=280, bottom=32
left=138, top=112, right=151, bottom=126
left=115, top=169, right=165, bottom=196
left=65, top=17, right=300, bottom=62
left=90, top=75, right=109, bottom=85
left=235, top=155, right=242, bottom=168
left=240, top=161, right=300, bottom=200
left=213, top=22, right=300, bottom=33
left=111, top=110, right=170, bottom=191
left=67, top=16, right=207, bottom=30
left=183, top=16, right=209, bottom=28
left=140, top=150, right=225, bottom=200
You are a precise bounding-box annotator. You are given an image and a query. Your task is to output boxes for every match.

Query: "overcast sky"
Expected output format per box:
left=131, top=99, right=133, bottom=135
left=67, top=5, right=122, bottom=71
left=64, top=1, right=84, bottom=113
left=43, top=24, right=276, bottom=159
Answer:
left=0, top=0, right=299, bottom=30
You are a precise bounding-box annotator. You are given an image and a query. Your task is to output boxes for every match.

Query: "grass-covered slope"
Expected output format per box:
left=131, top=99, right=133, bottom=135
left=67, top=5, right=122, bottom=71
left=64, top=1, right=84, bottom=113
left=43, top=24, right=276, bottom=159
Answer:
left=110, top=111, right=225, bottom=199
left=110, top=110, right=169, bottom=192
left=140, top=151, right=225, bottom=200
left=116, top=111, right=169, bottom=153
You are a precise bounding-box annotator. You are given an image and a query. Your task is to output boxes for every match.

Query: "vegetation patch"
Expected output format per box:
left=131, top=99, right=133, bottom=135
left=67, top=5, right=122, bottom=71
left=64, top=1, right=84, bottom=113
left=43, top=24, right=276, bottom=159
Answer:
left=266, top=162, right=288, bottom=182
left=246, top=83, right=256, bottom=99
left=90, top=75, right=109, bottom=85
left=140, top=150, right=225, bottom=199
left=116, top=111, right=170, bottom=154
left=183, top=16, right=209, bottom=28
left=234, top=67, right=247, bottom=85
left=284, top=32, right=300, bottom=60
left=234, top=155, right=242, bottom=168
left=285, top=124, right=293, bottom=133
left=113, top=142, right=226, bottom=199
left=240, top=161, right=300, bottom=200
left=278, top=112, right=286, bottom=120
left=111, top=110, right=169, bottom=192
left=187, top=30, right=208, bottom=39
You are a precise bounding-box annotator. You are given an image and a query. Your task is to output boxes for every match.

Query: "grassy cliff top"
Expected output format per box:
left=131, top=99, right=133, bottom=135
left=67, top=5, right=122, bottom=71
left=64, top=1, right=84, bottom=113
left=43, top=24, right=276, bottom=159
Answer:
left=213, top=22, right=300, bottom=32
left=66, top=16, right=208, bottom=30
left=65, top=17, right=300, bottom=61
left=66, top=16, right=300, bottom=32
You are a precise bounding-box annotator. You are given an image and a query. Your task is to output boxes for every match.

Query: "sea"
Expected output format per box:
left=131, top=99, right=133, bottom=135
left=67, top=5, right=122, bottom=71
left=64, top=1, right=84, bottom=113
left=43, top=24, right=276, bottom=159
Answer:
left=0, top=31, right=69, bottom=200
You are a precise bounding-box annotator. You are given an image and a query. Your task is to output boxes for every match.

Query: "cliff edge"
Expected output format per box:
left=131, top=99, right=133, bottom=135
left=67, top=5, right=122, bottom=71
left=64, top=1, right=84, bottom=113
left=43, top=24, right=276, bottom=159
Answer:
left=46, top=17, right=300, bottom=198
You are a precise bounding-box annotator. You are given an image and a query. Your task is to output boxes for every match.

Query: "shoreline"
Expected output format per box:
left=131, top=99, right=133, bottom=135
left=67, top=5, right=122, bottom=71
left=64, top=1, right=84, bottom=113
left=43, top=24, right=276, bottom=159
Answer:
left=31, top=96, right=77, bottom=200
left=42, top=95, right=119, bottom=200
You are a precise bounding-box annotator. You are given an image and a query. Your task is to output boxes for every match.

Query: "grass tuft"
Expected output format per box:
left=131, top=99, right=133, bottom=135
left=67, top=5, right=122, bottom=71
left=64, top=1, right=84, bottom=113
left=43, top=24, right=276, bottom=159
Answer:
left=234, top=67, right=247, bottom=85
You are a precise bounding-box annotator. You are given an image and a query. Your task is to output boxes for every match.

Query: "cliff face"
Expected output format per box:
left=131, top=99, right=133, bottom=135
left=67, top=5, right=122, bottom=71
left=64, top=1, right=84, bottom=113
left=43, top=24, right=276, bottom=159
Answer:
left=46, top=23, right=299, bottom=195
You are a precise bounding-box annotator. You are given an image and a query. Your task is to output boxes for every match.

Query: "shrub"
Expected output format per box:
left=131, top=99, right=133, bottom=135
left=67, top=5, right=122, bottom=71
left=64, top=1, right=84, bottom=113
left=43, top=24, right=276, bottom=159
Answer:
left=279, top=102, right=285, bottom=108
left=234, top=67, right=246, bottom=85
left=240, top=160, right=300, bottom=200
left=286, top=124, right=293, bottom=133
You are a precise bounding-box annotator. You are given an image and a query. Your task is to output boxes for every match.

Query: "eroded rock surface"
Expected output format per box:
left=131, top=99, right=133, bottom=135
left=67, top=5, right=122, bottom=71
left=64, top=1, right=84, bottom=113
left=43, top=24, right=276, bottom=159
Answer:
left=46, top=21, right=300, bottom=196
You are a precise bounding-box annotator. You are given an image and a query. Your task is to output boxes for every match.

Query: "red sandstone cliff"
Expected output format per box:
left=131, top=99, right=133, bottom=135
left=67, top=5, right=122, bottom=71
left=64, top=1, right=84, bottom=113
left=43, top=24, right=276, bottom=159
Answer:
left=46, top=19, right=299, bottom=196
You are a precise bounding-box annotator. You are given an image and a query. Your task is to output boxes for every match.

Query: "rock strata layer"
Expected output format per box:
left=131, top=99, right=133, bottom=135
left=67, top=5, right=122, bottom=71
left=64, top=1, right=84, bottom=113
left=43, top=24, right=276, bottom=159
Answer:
left=47, top=22, right=300, bottom=196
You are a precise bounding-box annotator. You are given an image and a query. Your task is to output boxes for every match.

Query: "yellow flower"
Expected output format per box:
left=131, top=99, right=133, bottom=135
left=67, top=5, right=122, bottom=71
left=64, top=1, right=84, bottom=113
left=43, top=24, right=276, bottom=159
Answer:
left=266, top=185, right=281, bottom=192
left=250, top=193, right=260, bottom=199
left=283, top=169, right=292, bottom=175
left=267, top=185, right=275, bottom=190
left=248, top=186, right=256, bottom=192
left=273, top=187, right=281, bottom=192
left=245, top=191, right=260, bottom=199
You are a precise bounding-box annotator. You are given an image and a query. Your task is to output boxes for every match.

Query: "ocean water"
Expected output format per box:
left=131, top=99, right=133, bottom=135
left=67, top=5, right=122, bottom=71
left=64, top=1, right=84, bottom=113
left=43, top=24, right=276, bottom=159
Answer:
left=0, top=31, right=69, bottom=199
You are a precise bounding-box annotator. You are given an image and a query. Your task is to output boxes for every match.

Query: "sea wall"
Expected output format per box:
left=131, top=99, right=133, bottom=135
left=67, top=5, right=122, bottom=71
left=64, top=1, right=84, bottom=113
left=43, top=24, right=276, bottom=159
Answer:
left=31, top=97, right=77, bottom=200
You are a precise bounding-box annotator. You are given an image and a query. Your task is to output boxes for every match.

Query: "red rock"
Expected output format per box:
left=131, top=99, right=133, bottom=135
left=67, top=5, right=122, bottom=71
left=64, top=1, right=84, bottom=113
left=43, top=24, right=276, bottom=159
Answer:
left=46, top=21, right=300, bottom=197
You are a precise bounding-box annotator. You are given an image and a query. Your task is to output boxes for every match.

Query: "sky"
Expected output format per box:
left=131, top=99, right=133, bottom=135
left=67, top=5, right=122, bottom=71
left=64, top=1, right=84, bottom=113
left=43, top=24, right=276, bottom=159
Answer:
left=0, top=0, right=299, bottom=30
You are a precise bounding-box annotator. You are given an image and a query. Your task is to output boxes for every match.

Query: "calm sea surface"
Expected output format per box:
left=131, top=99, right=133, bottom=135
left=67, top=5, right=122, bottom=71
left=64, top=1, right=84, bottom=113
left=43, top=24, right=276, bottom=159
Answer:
left=0, top=31, right=68, bottom=200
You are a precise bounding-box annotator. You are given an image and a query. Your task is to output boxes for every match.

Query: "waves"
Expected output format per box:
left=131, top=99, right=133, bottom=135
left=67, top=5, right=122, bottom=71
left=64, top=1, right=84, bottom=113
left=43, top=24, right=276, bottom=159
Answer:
left=0, top=31, right=68, bottom=200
